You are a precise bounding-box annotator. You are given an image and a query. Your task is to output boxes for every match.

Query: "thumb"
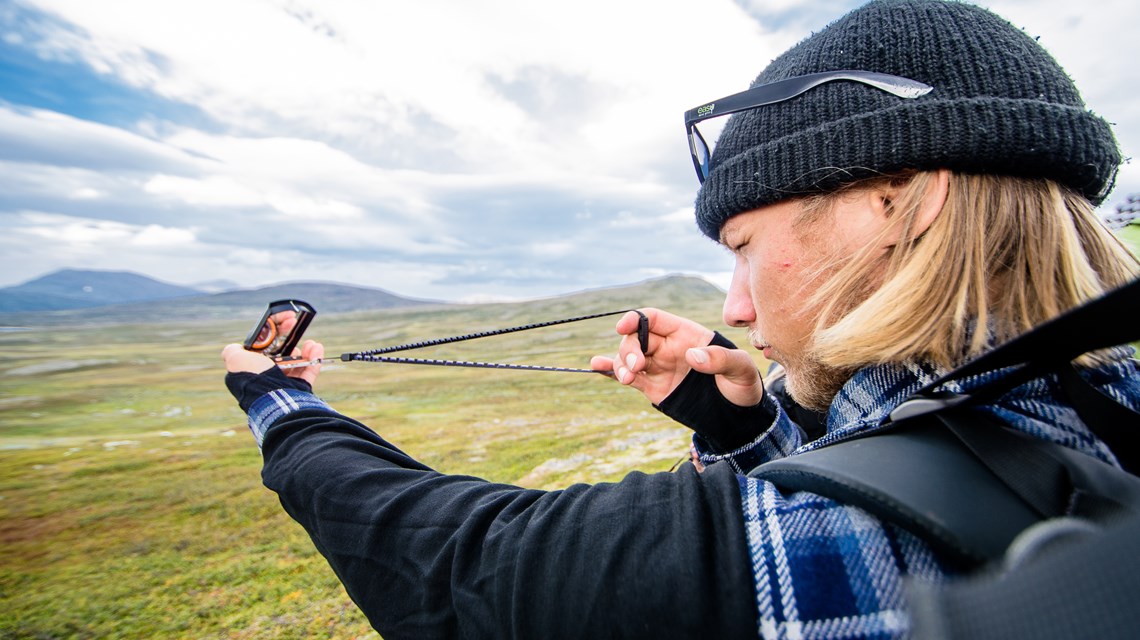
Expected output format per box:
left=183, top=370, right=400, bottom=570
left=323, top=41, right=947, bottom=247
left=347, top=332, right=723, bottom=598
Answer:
left=221, top=343, right=275, bottom=374
left=685, top=346, right=764, bottom=407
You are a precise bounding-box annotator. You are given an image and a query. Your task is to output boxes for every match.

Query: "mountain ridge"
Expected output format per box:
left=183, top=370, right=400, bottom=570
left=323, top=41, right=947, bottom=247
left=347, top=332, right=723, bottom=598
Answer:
left=0, top=269, right=723, bottom=327
left=0, top=269, right=203, bottom=312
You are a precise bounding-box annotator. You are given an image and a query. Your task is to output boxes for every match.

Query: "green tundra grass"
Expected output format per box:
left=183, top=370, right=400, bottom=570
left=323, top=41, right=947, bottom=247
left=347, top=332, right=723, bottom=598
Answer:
left=0, top=279, right=762, bottom=639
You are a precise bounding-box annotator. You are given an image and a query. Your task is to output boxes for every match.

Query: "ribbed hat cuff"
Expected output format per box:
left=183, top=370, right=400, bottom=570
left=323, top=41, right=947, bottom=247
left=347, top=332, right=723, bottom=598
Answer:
left=695, top=98, right=1119, bottom=240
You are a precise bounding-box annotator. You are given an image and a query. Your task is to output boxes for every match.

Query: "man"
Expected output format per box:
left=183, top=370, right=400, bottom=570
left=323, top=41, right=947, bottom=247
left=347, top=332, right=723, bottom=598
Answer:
left=222, top=1, right=1140, bottom=637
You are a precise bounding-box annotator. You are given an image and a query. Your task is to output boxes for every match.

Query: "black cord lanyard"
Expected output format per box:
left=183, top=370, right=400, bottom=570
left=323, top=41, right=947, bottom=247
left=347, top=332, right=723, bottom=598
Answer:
left=281, top=309, right=649, bottom=374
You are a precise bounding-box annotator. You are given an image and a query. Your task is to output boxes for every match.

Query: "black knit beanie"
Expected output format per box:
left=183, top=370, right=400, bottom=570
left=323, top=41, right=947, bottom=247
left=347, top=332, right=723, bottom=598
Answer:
left=694, top=0, right=1121, bottom=240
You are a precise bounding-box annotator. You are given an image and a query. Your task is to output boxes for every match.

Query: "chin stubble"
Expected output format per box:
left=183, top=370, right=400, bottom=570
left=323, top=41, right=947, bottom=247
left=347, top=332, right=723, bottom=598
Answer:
left=779, top=356, right=853, bottom=413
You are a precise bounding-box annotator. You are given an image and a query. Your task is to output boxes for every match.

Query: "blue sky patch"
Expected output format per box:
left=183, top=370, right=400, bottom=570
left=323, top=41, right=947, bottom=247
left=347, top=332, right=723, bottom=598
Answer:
left=0, top=5, right=213, bottom=131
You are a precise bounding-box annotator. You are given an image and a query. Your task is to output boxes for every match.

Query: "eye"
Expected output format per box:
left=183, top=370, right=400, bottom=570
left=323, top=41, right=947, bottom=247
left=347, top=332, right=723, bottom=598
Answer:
left=720, top=225, right=751, bottom=254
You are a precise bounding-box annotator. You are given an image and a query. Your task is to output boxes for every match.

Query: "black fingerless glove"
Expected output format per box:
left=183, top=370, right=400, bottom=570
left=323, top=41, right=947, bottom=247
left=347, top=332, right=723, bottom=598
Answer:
left=654, top=332, right=776, bottom=453
left=225, top=366, right=313, bottom=413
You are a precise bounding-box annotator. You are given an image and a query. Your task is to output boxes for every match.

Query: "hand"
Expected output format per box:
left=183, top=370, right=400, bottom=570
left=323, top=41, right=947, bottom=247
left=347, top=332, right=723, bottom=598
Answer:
left=590, top=309, right=763, bottom=406
left=221, top=339, right=325, bottom=386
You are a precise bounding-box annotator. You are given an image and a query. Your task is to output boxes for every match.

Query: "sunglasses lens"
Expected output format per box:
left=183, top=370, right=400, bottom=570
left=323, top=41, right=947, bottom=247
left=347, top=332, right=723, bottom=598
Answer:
left=689, top=126, right=711, bottom=183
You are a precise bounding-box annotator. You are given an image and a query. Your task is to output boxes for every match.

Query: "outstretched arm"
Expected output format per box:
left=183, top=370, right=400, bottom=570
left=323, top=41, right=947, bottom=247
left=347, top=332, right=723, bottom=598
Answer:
left=223, top=370, right=756, bottom=639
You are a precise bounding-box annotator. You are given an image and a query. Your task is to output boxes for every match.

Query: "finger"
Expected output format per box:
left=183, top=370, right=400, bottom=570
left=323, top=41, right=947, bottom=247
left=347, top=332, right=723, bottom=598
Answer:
left=596, top=349, right=638, bottom=385
left=685, top=346, right=764, bottom=406
left=300, top=339, right=325, bottom=361
left=618, top=308, right=716, bottom=356
left=617, top=319, right=689, bottom=382
left=590, top=355, right=615, bottom=373
left=685, top=345, right=757, bottom=381
left=617, top=307, right=688, bottom=340
left=284, top=340, right=325, bottom=384
left=221, top=343, right=275, bottom=374
left=617, top=333, right=645, bottom=371
left=616, top=366, right=638, bottom=386
left=609, top=310, right=647, bottom=356
left=614, top=309, right=649, bottom=335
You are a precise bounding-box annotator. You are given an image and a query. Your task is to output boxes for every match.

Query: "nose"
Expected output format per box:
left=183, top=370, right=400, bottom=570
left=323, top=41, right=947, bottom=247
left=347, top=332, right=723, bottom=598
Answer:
left=722, top=261, right=756, bottom=328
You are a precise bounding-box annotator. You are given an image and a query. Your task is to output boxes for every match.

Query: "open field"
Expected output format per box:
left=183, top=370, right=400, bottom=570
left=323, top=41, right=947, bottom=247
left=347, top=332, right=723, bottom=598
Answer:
left=0, top=278, right=762, bottom=639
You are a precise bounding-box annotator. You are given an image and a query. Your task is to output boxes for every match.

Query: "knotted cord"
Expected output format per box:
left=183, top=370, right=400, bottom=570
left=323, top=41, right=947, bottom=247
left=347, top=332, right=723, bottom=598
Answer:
left=279, top=309, right=648, bottom=374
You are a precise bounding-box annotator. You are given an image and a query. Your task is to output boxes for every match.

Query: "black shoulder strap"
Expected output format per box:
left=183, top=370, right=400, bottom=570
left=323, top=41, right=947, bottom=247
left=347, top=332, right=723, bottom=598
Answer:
left=750, top=277, right=1140, bottom=565
left=888, top=276, right=1140, bottom=473
left=749, top=411, right=1140, bottom=566
left=748, top=414, right=1039, bottom=565
left=902, top=279, right=1140, bottom=640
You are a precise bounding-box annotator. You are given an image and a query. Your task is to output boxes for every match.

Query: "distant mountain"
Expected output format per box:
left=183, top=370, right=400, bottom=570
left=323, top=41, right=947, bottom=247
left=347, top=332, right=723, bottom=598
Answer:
left=165, top=281, right=441, bottom=315
left=0, top=277, right=443, bottom=326
left=0, top=271, right=723, bottom=327
left=0, top=269, right=202, bottom=312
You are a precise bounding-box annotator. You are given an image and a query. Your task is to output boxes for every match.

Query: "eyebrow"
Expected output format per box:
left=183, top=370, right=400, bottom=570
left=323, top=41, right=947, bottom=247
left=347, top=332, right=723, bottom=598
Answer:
left=719, top=222, right=741, bottom=248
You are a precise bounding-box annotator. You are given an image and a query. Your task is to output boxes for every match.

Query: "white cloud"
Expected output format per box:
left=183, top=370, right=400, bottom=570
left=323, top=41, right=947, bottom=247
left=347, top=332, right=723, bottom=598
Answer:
left=13, top=211, right=195, bottom=246
left=131, top=224, right=196, bottom=246
left=0, top=103, right=198, bottom=172
left=527, top=241, right=576, bottom=259
left=143, top=174, right=264, bottom=208
left=267, top=195, right=361, bottom=219
left=0, top=211, right=205, bottom=287
left=69, top=187, right=103, bottom=200
left=3, top=0, right=1138, bottom=300
left=143, top=130, right=455, bottom=222
left=18, top=0, right=777, bottom=183
left=224, top=247, right=281, bottom=268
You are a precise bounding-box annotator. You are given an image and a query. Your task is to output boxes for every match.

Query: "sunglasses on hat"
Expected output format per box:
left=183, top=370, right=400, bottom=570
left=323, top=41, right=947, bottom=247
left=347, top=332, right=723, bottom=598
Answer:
left=684, top=70, right=933, bottom=184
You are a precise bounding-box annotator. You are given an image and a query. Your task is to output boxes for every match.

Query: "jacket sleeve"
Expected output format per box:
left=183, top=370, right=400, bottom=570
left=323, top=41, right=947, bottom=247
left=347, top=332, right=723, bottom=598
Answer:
left=250, top=389, right=757, bottom=640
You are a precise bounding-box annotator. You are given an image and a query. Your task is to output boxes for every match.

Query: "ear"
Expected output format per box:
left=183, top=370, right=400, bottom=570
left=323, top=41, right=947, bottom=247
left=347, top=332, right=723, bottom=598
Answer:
left=911, top=169, right=950, bottom=236
left=870, top=169, right=950, bottom=243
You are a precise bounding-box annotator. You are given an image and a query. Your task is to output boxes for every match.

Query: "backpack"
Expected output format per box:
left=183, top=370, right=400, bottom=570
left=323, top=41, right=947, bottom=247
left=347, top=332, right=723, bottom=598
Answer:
left=748, top=277, right=1140, bottom=639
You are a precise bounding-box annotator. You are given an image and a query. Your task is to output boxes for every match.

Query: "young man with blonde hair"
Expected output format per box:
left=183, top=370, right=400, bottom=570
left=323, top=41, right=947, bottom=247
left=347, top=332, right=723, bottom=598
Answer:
left=223, top=1, right=1140, bottom=637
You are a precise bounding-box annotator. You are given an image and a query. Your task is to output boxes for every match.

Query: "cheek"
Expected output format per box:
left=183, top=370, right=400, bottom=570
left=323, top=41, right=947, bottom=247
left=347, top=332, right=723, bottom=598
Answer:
left=749, top=252, right=799, bottom=303
left=750, top=256, right=826, bottom=342
left=743, top=263, right=789, bottom=329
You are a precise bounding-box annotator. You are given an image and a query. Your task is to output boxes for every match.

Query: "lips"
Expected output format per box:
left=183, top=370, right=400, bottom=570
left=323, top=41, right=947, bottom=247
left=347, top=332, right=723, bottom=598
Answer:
left=746, top=330, right=774, bottom=360
left=753, top=341, right=773, bottom=360
left=748, top=329, right=768, bottom=351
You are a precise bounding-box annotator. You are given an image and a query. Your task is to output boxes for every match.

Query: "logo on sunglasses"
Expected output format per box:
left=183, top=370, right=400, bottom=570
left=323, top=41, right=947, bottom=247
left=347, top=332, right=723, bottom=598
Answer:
left=697, top=103, right=716, bottom=117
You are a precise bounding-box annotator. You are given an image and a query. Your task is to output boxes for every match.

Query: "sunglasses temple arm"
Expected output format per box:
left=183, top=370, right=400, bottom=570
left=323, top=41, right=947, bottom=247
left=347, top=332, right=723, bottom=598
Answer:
left=685, top=72, right=932, bottom=128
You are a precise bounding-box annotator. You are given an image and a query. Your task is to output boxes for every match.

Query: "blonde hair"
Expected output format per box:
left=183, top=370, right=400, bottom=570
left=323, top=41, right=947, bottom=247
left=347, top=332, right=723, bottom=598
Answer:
left=800, top=171, right=1139, bottom=370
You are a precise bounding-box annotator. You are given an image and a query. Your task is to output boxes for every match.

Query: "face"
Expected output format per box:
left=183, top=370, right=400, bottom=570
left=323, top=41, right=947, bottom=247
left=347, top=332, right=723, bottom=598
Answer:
left=720, top=200, right=817, bottom=365
left=720, top=193, right=888, bottom=410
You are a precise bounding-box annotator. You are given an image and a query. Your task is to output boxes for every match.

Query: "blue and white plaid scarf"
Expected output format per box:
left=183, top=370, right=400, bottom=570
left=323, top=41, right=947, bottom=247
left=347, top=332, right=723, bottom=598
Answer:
left=697, top=350, right=1139, bottom=639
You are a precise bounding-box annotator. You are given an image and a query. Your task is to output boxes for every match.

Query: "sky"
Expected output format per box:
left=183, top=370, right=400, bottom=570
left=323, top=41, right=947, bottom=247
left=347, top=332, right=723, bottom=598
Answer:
left=2, top=0, right=1138, bottom=302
